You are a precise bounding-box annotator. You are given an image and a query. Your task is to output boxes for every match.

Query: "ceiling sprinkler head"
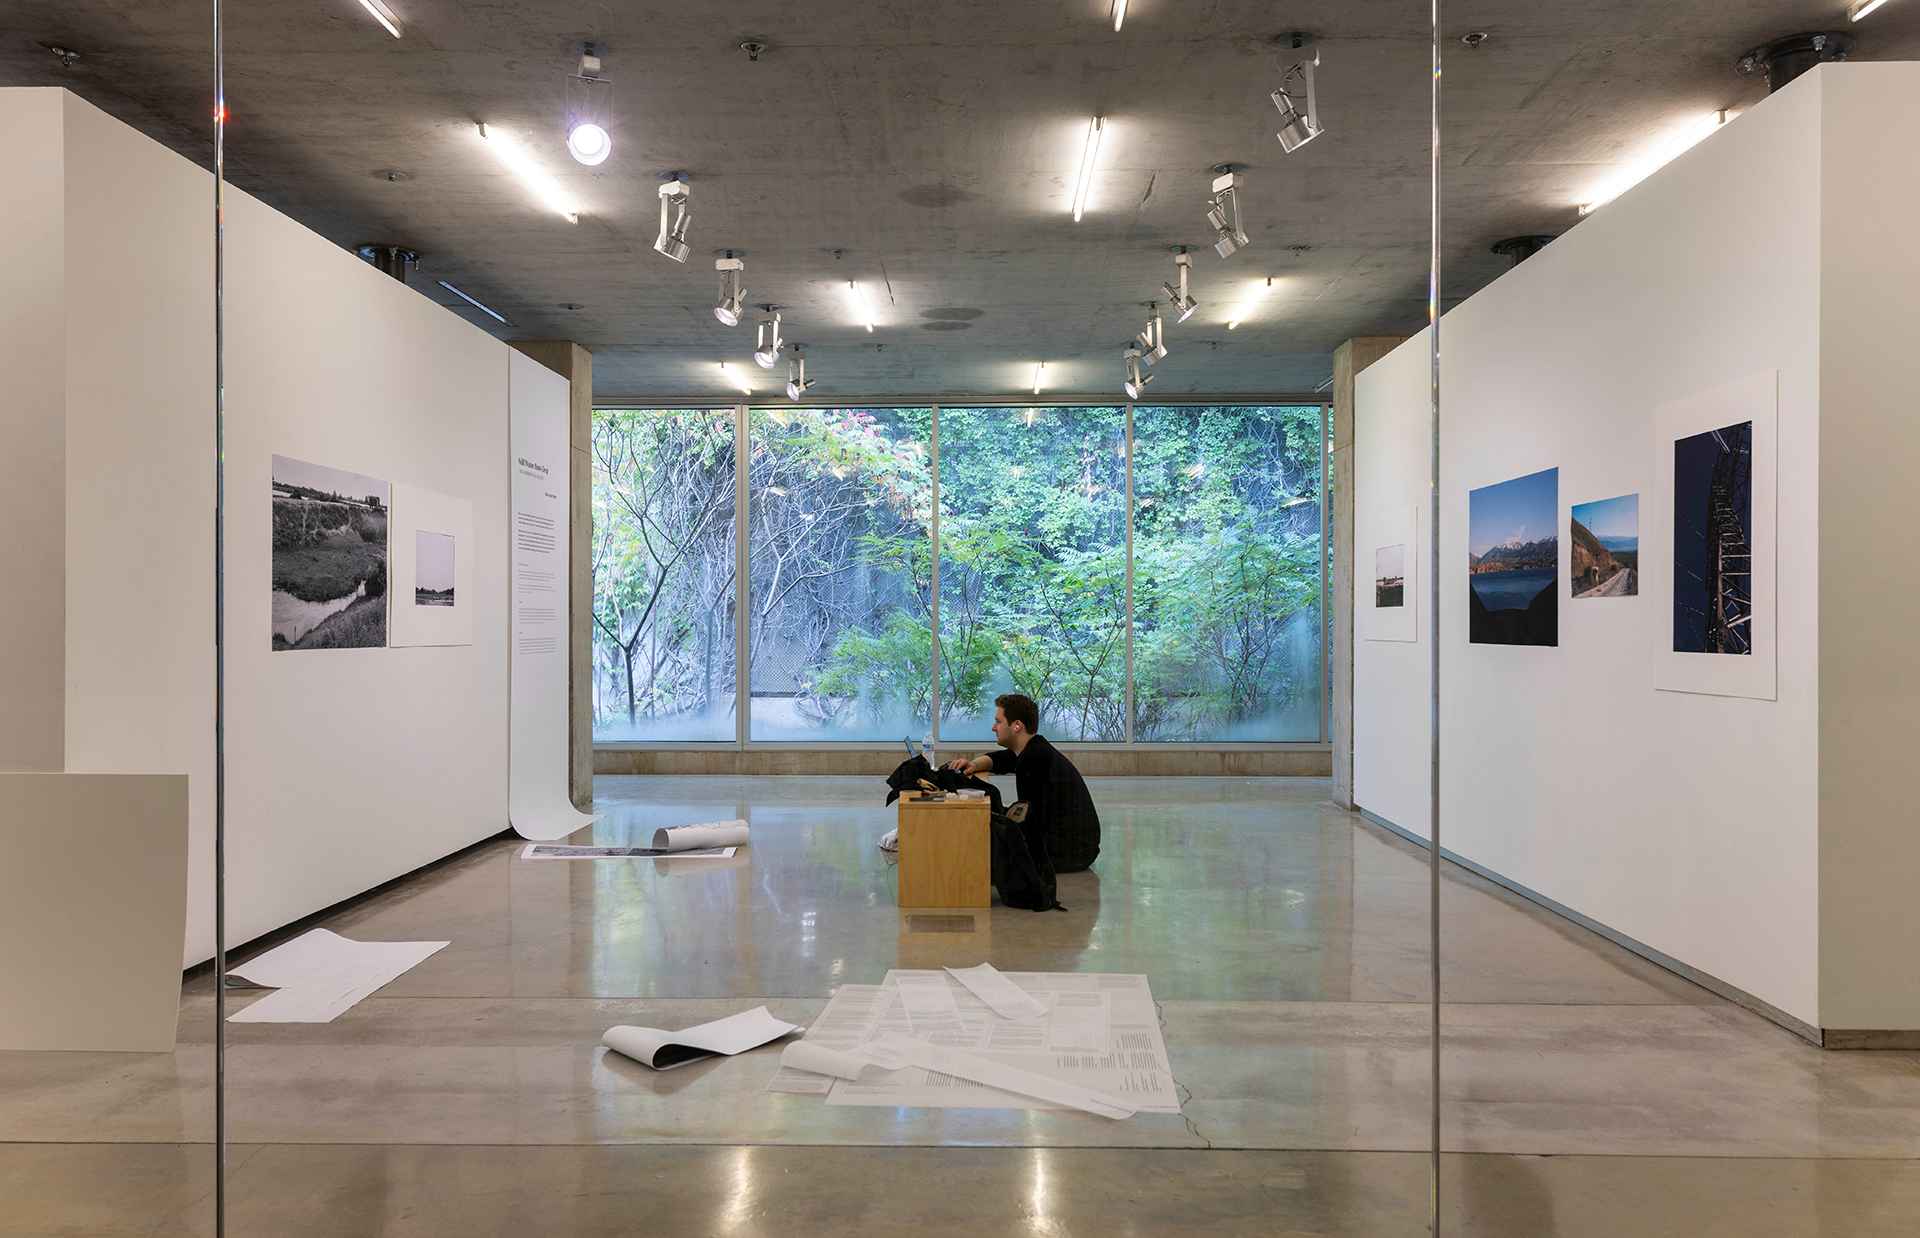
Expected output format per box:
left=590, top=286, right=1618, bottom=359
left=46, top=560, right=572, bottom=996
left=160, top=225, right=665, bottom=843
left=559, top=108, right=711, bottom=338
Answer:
left=1460, top=31, right=1490, bottom=49
left=740, top=40, right=767, bottom=61
left=46, top=44, right=81, bottom=69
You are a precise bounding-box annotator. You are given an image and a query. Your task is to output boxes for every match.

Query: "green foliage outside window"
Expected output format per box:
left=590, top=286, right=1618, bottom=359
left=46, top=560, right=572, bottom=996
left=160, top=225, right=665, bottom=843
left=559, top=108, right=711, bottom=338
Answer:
left=591, top=404, right=1323, bottom=744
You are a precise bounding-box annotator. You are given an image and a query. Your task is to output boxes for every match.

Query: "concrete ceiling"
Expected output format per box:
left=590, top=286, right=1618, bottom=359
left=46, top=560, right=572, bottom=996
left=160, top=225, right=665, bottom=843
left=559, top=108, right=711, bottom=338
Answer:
left=7, top=1, right=1919, bottom=400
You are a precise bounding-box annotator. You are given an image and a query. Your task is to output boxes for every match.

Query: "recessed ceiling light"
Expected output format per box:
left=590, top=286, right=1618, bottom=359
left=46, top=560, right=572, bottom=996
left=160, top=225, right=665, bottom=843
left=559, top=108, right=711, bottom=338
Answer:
left=357, top=0, right=403, bottom=38
left=477, top=124, right=579, bottom=223
left=1579, top=110, right=1729, bottom=214
left=1849, top=0, right=1893, bottom=19
left=1111, top=0, right=1129, bottom=32
left=1071, top=117, right=1105, bottom=222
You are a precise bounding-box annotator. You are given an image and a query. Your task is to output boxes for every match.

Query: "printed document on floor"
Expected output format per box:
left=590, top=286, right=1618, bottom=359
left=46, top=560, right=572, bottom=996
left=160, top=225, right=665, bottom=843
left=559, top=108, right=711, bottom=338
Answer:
left=767, top=971, right=1179, bottom=1115
left=521, top=844, right=736, bottom=860
left=226, top=929, right=447, bottom=1023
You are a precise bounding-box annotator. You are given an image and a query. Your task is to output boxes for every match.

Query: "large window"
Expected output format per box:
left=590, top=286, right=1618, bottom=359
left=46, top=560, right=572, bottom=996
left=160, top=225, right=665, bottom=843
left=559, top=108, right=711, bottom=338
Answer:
left=591, top=403, right=1326, bottom=745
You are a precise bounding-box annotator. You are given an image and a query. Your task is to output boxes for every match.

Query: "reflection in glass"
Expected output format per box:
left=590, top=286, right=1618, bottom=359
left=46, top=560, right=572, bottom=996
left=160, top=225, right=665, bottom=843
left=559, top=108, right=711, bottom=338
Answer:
left=746, top=407, right=934, bottom=740
left=590, top=408, right=737, bottom=741
left=938, top=406, right=1130, bottom=742
left=1131, top=405, right=1324, bottom=741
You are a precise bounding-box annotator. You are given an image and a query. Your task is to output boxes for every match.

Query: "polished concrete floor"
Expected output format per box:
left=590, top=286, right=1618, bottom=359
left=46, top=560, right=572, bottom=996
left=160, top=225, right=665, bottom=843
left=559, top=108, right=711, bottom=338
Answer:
left=5, top=776, right=1919, bottom=1234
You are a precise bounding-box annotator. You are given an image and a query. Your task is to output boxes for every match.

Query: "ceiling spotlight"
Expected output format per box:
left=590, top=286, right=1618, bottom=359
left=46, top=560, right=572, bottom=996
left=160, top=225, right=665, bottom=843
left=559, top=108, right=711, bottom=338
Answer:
left=1208, top=167, right=1251, bottom=257
left=564, top=43, right=611, bottom=164
left=1136, top=303, right=1167, bottom=365
left=477, top=124, right=580, bottom=223
left=1273, top=34, right=1325, bottom=153
left=753, top=306, right=783, bottom=368
left=785, top=345, right=815, bottom=401
left=1071, top=116, right=1105, bottom=221
left=714, top=251, right=746, bottom=325
left=357, top=0, right=403, bottom=38
left=718, top=361, right=752, bottom=395
left=1123, top=346, right=1153, bottom=399
left=1111, top=0, right=1129, bottom=32
left=1032, top=362, right=1047, bottom=395
left=655, top=173, right=691, bottom=262
left=1162, top=248, right=1199, bottom=322
left=844, top=280, right=875, bottom=332
left=1226, top=277, right=1274, bottom=329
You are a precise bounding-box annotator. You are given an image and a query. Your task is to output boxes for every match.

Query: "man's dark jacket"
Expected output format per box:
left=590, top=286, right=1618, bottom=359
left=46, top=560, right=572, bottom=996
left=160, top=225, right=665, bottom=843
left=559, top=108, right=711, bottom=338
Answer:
left=988, top=734, right=1100, bottom=872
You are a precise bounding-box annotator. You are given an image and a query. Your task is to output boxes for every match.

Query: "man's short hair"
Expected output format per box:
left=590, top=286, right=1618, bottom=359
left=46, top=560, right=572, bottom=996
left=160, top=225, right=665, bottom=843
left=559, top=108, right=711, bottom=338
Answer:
left=995, top=693, right=1040, bottom=734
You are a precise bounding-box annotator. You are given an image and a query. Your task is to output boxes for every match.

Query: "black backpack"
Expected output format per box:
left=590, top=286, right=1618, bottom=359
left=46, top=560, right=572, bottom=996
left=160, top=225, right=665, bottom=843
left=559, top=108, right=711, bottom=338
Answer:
left=990, top=806, right=1064, bottom=912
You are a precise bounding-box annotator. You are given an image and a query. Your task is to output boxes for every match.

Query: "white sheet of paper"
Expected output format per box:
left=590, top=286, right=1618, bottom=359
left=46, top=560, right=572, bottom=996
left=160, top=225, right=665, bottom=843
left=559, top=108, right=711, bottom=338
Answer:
left=651, top=820, right=750, bottom=852
left=603, top=1006, right=801, bottom=1070
left=821, top=971, right=1181, bottom=1115
left=521, top=844, right=735, bottom=860
left=869, top=1033, right=1137, bottom=1119
left=778, top=1038, right=911, bottom=1081
left=226, top=929, right=447, bottom=1023
left=946, top=963, right=1047, bottom=1020
left=765, top=985, right=897, bottom=1094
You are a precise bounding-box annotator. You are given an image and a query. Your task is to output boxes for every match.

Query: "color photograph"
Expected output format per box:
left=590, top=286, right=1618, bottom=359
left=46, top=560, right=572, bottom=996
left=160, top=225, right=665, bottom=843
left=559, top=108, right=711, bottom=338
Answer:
left=271, top=455, right=388, bottom=650
left=1571, top=493, right=1639, bottom=598
left=1673, top=421, right=1753, bottom=654
left=1374, top=544, right=1405, bottom=608
left=415, top=530, right=456, bottom=607
left=1468, top=467, right=1558, bottom=646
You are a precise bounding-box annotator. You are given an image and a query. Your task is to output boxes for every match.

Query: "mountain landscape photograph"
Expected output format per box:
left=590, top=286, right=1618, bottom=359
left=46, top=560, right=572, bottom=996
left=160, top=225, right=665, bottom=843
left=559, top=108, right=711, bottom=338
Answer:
left=1468, top=467, right=1559, bottom=646
left=1572, top=493, right=1639, bottom=598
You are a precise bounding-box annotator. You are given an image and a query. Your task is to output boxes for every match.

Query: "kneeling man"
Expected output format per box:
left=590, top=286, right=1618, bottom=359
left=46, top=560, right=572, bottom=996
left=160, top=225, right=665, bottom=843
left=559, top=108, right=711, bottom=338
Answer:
left=948, top=694, right=1100, bottom=872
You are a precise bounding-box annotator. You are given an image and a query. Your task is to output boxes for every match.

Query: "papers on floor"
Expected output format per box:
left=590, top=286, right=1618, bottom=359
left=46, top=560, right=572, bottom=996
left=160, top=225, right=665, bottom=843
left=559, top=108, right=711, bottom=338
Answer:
left=603, top=1006, right=802, bottom=1070
left=225, top=928, right=447, bottom=1023
left=652, top=819, right=750, bottom=851
left=946, top=962, right=1047, bottom=1020
left=765, top=966, right=1178, bottom=1118
left=520, top=843, right=736, bottom=860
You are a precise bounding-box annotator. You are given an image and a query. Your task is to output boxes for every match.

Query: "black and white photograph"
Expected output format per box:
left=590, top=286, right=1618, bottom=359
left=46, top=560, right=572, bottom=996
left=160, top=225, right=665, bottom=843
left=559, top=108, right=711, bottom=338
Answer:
left=271, top=455, right=389, bottom=651
left=415, top=530, right=456, bottom=607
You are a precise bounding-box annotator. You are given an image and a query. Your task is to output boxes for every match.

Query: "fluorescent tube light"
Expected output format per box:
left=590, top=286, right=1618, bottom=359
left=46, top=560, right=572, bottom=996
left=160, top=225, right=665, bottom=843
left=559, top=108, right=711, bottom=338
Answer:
left=1111, top=0, right=1129, bottom=32
left=436, top=281, right=506, bottom=324
left=719, top=361, right=752, bottom=395
left=478, top=124, right=579, bottom=223
left=1226, top=277, right=1274, bottom=329
left=1579, top=110, right=1728, bottom=216
left=1031, top=362, right=1047, bottom=395
left=1071, top=117, right=1104, bottom=222
left=845, top=280, right=875, bottom=331
left=358, top=0, right=403, bottom=38
left=1849, top=0, right=1891, bottom=19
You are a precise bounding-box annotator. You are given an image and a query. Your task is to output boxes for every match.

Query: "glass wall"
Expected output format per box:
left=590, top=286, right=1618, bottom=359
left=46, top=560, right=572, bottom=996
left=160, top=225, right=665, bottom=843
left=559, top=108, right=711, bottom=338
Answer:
left=591, top=403, right=1326, bottom=744
left=590, top=408, right=737, bottom=741
left=746, top=407, right=934, bottom=741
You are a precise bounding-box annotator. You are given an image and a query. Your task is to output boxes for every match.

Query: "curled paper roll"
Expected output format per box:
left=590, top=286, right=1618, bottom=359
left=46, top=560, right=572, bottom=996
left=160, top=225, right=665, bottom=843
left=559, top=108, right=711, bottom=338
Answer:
left=651, top=819, right=750, bottom=852
left=778, top=1038, right=909, bottom=1081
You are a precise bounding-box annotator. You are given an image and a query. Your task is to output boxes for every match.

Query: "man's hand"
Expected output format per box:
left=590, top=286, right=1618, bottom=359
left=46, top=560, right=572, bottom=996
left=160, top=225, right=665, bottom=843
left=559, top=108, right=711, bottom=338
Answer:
left=945, top=758, right=974, bottom=774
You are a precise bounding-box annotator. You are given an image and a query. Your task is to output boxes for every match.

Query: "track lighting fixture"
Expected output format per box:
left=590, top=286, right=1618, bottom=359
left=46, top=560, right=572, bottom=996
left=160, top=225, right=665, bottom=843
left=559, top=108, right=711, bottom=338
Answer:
left=753, top=306, right=783, bottom=368
left=785, top=345, right=815, bottom=401
left=1272, top=34, right=1324, bottom=153
left=565, top=43, right=612, bottom=165
left=1123, top=346, right=1153, bottom=399
left=1208, top=167, right=1250, bottom=258
left=714, top=252, right=746, bottom=325
left=655, top=173, right=691, bottom=262
left=1136, top=303, right=1167, bottom=364
left=1162, top=248, right=1199, bottom=323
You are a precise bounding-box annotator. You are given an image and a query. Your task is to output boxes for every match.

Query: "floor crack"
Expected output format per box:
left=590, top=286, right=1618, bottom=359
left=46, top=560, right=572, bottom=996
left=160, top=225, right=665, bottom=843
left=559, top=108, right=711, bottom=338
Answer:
left=1156, top=998, right=1213, bottom=1149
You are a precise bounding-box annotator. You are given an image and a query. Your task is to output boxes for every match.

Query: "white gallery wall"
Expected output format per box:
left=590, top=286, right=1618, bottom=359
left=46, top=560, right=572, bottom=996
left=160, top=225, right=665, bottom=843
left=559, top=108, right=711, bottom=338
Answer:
left=1354, top=64, right=1920, bottom=1035
left=1, top=88, right=522, bottom=967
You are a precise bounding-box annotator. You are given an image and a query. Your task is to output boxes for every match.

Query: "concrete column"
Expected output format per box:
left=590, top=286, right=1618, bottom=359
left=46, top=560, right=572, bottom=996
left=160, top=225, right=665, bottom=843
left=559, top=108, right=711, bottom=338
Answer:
left=1329, top=336, right=1406, bottom=810
left=506, top=341, right=594, bottom=810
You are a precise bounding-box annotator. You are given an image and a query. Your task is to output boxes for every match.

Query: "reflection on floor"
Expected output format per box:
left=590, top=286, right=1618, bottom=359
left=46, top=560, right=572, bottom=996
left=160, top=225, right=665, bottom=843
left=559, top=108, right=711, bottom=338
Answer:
left=4, top=776, right=1918, bottom=1235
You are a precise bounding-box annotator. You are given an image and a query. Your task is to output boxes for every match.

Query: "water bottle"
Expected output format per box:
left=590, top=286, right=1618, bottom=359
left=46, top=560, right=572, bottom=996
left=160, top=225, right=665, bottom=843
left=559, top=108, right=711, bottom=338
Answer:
left=922, top=729, right=935, bottom=763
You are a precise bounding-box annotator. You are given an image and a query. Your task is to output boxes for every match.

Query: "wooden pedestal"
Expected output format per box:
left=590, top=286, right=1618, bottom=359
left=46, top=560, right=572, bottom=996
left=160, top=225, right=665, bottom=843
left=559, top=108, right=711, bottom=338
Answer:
left=895, top=794, right=991, bottom=908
